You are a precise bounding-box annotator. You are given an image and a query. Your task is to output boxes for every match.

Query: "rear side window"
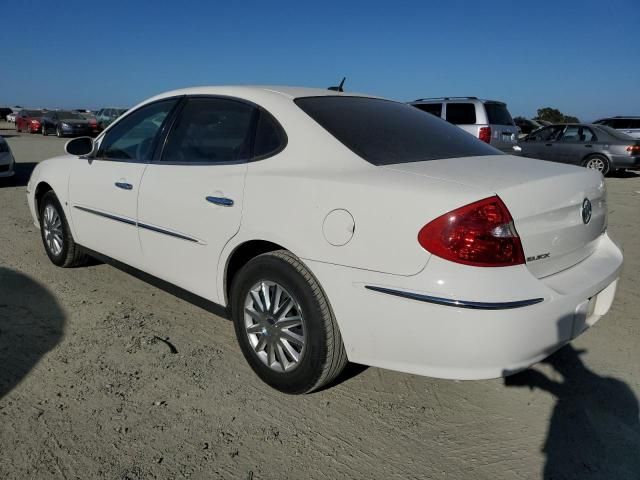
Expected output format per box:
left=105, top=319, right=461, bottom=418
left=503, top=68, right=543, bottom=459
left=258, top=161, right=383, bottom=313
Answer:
left=295, top=96, right=500, bottom=166
left=161, top=97, right=255, bottom=164
left=253, top=109, right=287, bottom=158
left=413, top=103, right=442, bottom=117
left=445, top=103, right=476, bottom=124
left=484, top=103, right=514, bottom=126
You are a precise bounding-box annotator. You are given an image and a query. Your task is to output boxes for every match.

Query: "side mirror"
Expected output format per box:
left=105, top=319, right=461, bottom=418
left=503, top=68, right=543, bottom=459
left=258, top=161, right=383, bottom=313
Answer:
left=65, top=137, right=94, bottom=156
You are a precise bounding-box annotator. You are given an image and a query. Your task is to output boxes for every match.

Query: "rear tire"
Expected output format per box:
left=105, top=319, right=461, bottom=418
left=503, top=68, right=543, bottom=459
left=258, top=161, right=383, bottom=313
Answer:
left=230, top=250, right=347, bottom=394
left=583, top=154, right=610, bottom=176
left=42, top=124, right=48, bottom=136
left=56, top=125, right=63, bottom=138
left=39, top=191, right=88, bottom=268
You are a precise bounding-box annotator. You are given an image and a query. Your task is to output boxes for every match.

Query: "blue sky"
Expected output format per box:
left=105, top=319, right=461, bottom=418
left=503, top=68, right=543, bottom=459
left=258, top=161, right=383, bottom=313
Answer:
left=1, top=0, right=638, bottom=121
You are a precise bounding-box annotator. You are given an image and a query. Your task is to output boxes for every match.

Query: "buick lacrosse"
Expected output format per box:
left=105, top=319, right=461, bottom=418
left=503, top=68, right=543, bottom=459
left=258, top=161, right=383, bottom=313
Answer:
left=27, top=86, right=623, bottom=393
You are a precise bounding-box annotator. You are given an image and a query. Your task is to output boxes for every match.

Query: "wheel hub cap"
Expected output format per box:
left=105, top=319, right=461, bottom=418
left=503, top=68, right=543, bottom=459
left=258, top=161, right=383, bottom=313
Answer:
left=43, top=204, right=63, bottom=256
left=244, top=281, right=306, bottom=372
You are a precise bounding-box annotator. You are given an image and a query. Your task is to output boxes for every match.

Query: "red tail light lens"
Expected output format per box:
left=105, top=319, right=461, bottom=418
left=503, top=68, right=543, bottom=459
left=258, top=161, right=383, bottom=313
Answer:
left=626, top=145, right=640, bottom=154
left=418, top=196, right=525, bottom=267
left=479, top=126, right=492, bottom=143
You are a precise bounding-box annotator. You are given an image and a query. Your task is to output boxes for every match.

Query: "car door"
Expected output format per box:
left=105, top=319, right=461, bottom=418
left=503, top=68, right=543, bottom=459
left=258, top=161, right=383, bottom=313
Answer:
left=136, top=96, right=257, bottom=303
left=521, top=126, right=564, bottom=160
left=68, top=98, right=179, bottom=267
left=555, top=126, right=599, bottom=165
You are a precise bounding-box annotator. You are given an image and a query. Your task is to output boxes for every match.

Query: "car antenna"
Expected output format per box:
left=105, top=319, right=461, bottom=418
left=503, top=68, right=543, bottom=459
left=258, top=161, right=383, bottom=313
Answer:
left=328, top=77, right=346, bottom=92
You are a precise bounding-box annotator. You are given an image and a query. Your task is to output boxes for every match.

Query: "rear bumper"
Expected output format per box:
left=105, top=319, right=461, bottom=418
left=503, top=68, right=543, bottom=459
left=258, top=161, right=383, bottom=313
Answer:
left=305, top=233, right=622, bottom=380
left=609, top=154, right=640, bottom=169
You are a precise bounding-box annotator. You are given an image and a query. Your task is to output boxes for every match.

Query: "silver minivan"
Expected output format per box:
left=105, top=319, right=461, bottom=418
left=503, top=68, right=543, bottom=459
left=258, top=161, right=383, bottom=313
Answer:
left=410, top=97, right=518, bottom=152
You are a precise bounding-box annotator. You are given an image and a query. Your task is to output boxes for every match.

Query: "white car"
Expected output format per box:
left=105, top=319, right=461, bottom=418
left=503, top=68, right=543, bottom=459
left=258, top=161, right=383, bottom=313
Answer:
left=26, top=86, right=623, bottom=393
left=0, top=136, right=15, bottom=178
left=6, top=112, right=17, bottom=123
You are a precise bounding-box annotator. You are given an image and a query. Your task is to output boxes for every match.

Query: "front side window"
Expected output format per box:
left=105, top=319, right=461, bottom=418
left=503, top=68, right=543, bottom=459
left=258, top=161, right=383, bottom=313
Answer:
left=161, top=97, right=255, bottom=164
left=413, top=103, right=442, bottom=117
left=528, top=126, right=564, bottom=142
left=445, top=103, right=476, bottom=124
left=295, top=96, right=500, bottom=165
left=98, top=99, right=177, bottom=161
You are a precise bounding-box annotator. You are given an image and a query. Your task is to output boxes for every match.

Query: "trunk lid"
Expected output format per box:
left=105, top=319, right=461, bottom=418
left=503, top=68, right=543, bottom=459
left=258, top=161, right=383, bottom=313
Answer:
left=384, top=155, right=607, bottom=278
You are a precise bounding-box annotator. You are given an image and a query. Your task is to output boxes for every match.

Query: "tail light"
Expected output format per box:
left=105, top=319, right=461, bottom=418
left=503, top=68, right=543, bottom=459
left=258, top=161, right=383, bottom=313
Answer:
left=479, top=126, right=492, bottom=143
left=31, top=119, right=40, bottom=125
left=418, top=196, right=525, bottom=267
left=626, top=145, right=640, bottom=154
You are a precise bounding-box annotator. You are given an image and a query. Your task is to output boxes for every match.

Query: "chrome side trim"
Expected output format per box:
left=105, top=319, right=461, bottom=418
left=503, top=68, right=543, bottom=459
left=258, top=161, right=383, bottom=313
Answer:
left=73, top=206, right=199, bottom=243
left=74, top=205, right=136, bottom=226
left=365, top=285, right=544, bottom=310
left=137, top=222, right=199, bottom=243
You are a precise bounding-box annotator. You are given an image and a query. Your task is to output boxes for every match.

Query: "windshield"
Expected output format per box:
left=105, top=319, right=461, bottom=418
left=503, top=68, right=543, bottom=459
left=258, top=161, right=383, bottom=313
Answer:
left=485, top=103, right=514, bottom=126
left=295, top=96, right=501, bottom=165
left=58, top=111, right=84, bottom=120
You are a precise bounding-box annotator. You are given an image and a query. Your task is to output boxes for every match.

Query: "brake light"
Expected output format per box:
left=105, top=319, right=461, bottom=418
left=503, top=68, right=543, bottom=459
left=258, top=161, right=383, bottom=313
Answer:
left=626, top=145, right=640, bottom=154
left=31, top=119, right=39, bottom=124
left=418, top=196, right=525, bottom=267
left=479, top=126, right=492, bottom=143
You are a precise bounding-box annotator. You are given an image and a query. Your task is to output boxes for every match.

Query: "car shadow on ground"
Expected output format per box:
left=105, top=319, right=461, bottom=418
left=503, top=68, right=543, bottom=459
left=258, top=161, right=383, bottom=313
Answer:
left=610, top=169, right=639, bottom=178
left=0, top=162, right=38, bottom=188
left=0, top=267, right=65, bottom=400
left=505, top=344, right=640, bottom=479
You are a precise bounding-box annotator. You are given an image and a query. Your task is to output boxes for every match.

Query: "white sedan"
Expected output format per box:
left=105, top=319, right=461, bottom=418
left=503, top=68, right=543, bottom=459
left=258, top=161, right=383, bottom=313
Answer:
left=26, top=86, right=623, bottom=393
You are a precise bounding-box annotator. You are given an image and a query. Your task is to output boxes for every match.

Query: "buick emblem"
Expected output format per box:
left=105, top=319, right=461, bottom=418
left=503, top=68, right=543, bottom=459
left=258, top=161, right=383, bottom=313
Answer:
left=581, top=198, right=592, bottom=225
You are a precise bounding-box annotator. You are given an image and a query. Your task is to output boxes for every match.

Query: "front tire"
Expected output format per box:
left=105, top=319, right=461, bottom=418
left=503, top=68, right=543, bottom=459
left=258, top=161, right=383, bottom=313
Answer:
left=231, top=250, right=347, bottom=394
left=42, top=124, right=48, bottom=136
left=39, top=191, right=88, bottom=267
left=583, top=154, right=610, bottom=176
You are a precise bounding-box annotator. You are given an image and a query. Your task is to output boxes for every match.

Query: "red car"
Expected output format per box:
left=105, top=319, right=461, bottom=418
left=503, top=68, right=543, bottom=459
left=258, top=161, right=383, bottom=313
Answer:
left=15, top=109, right=45, bottom=133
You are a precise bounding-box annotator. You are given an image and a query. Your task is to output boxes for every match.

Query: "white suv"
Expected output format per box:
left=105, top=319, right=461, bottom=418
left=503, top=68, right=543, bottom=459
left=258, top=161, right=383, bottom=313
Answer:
left=410, top=97, right=518, bottom=152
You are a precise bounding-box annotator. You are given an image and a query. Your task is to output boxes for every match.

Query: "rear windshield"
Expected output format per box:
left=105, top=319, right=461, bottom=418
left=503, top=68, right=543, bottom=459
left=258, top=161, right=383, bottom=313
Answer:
left=484, top=103, right=514, bottom=126
left=295, top=96, right=501, bottom=165
left=26, top=110, right=43, bottom=117
left=58, top=111, right=84, bottom=119
left=596, top=125, right=636, bottom=141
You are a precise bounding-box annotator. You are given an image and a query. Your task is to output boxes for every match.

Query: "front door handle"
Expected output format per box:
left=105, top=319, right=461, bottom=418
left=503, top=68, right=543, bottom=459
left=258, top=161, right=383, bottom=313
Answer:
left=115, top=182, right=133, bottom=190
left=206, top=196, right=234, bottom=207
left=545, top=143, right=553, bottom=147
left=585, top=144, right=592, bottom=148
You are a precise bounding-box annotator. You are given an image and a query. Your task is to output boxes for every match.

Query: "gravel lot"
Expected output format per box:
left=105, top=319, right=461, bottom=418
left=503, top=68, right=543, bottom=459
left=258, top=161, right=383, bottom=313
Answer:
left=1, top=121, right=639, bottom=479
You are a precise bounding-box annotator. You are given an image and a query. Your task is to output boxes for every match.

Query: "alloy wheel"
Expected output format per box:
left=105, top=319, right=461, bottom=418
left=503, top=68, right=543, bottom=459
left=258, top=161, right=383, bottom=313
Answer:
left=243, top=280, right=306, bottom=372
left=43, top=204, right=64, bottom=256
left=586, top=157, right=605, bottom=172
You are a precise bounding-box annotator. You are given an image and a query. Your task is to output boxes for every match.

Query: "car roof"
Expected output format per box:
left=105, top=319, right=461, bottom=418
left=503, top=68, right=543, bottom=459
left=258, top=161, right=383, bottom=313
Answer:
left=148, top=85, right=374, bottom=102
left=411, top=97, right=504, bottom=104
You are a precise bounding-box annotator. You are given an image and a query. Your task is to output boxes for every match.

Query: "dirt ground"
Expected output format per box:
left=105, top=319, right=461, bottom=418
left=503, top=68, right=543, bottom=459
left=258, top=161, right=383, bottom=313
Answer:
left=1, top=121, right=639, bottom=479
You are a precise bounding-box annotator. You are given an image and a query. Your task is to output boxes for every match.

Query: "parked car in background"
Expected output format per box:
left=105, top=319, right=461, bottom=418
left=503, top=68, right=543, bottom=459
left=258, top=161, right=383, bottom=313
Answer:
left=15, top=109, right=45, bottom=133
left=0, top=108, right=13, bottom=121
left=0, top=136, right=15, bottom=178
left=519, top=124, right=640, bottom=175
left=593, top=116, right=640, bottom=139
left=41, top=110, right=99, bottom=137
left=27, top=86, right=622, bottom=393
left=514, top=117, right=544, bottom=138
left=6, top=112, right=17, bottom=123
left=95, top=108, right=127, bottom=130
left=410, top=97, right=518, bottom=152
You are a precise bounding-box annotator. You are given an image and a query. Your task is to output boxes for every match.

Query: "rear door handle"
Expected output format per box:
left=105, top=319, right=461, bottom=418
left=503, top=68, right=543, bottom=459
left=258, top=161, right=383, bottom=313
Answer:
left=115, top=182, right=133, bottom=190
left=585, top=144, right=592, bottom=148
left=206, top=196, right=234, bottom=207
left=545, top=143, right=553, bottom=147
